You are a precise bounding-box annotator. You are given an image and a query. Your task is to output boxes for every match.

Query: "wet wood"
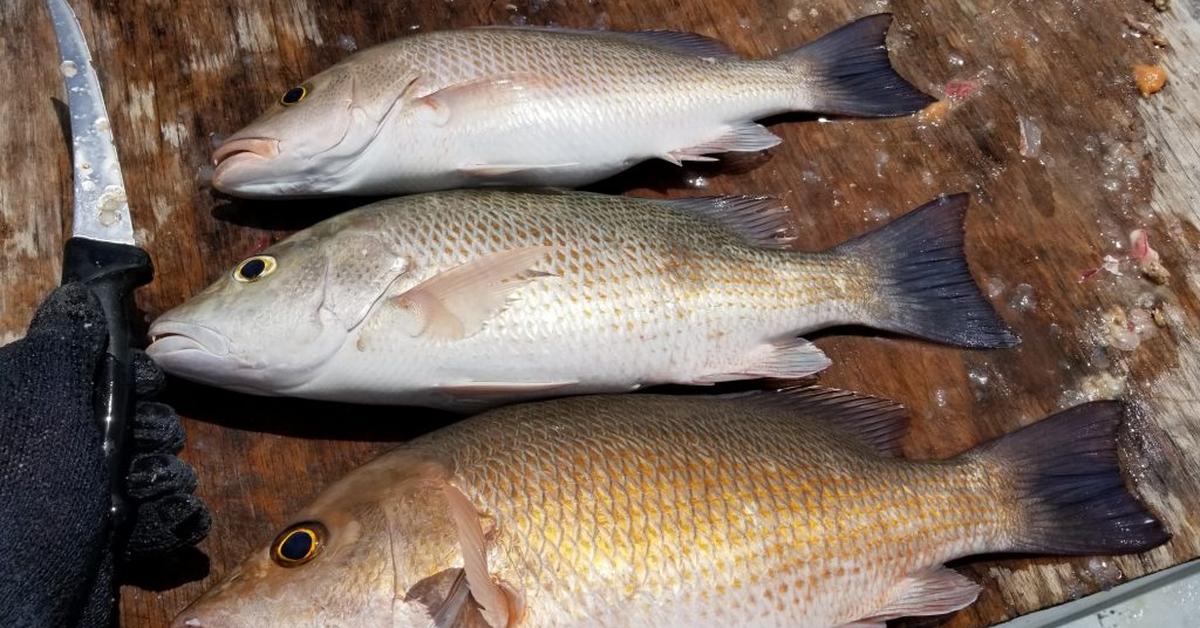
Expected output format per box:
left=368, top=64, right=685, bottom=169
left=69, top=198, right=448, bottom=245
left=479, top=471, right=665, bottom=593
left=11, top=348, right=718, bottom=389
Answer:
left=1, top=0, right=1197, bottom=626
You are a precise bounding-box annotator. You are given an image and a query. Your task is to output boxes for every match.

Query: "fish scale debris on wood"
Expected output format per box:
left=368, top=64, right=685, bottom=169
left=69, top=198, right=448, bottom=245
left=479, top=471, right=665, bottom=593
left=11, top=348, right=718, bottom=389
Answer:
left=147, top=189, right=1016, bottom=410
left=171, top=390, right=1168, bottom=627
left=210, top=14, right=934, bottom=197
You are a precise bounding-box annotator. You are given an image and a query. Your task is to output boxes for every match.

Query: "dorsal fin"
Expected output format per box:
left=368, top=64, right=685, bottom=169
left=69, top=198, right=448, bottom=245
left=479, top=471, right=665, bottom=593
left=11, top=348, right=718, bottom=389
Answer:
left=598, top=30, right=738, bottom=58
left=723, top=385, right=909, bottom=457
left=656, top=196, right=798, bottom=249
left=471, top=25, right=738, bottom=59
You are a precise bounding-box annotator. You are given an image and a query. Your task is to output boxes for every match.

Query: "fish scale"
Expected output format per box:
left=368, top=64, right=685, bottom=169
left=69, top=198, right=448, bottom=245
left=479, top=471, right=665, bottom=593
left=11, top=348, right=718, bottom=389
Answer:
left=210, top=16, right=935, bottom=196
left=404, top=395, right=1003, bottom=626
left=149, top=189, right=1015, bottom=408
left=174, top=394, right=1165, bottom=627
left=310, top=191, right=859, bottom=404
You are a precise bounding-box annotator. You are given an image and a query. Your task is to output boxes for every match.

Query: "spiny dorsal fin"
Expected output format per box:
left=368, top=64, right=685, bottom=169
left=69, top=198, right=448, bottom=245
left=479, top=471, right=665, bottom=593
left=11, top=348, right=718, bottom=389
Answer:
left=656, top=196, right=798, bottom=250
left=472, top=25, right=738, bottom=59
left=723, top=385, right=909, bottom=457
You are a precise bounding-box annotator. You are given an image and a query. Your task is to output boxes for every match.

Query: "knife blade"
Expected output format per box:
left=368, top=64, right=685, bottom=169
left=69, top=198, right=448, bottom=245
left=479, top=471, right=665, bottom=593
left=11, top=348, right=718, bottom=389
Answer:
left=46, top=0, right=135, bottom=246
left=46, top=0, right=153, bottom=528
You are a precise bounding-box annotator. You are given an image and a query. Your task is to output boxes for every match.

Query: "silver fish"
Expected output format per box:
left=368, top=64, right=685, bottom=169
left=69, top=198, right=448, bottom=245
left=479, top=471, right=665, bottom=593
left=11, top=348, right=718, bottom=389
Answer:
left=171, top=390, right=1167, bottom=627
left=211, top=14, right=932, bottom=197
left=147, top=190, right=1014, bottom=410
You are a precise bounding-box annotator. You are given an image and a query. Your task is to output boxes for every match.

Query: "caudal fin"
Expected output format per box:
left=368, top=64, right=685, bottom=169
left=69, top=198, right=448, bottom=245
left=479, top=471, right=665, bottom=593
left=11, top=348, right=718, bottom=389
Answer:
left=832, top=193, right=1018, bottom=349
left=780, top=13, right=934, bottom=117
left=973, top=401, right=1169, bottom=555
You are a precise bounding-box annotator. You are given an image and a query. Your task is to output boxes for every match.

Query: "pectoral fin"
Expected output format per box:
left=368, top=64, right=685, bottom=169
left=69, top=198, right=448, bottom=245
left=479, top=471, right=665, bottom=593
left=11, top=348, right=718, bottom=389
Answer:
left=430, top=569, right=474, bottom=628
left=420, top=73, right=557, bottom=126
left=442, top=483, right=522, bottom=628
left=389, top=247, right=556, bottom=342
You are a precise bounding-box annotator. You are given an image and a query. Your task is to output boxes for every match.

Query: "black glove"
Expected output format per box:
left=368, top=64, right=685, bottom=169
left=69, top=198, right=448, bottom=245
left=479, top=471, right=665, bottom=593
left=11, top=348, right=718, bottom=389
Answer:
left=0, top=283, right=210, bottom=628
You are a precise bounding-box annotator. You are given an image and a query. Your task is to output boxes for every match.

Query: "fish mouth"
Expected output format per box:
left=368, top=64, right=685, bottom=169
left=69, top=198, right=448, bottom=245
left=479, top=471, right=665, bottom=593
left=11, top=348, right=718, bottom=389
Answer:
left=212, top=137, right=280, bottom=167
left=211, top=137, right=280, bottom=192
left=147, top=320, right=232, bottom=358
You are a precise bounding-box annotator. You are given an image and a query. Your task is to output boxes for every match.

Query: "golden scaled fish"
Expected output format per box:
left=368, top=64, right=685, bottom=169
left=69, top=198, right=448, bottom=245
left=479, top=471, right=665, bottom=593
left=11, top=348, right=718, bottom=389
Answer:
left=147, top=190, right=1015, bottom=410
left=210, top=14, right=933, bottom=197
left=172, top=389, right=1168, bottom=627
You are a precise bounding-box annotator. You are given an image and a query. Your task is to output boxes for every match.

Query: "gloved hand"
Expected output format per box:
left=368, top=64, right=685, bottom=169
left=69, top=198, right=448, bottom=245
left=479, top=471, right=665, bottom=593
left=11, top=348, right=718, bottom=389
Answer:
left=0, top=283, right=210, bottom=628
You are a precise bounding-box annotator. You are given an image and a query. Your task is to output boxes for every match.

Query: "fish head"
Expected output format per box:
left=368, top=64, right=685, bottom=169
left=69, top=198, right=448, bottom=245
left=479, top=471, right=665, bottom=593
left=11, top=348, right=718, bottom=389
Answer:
left=173, top=458, right=471, bottom=627
left=211, top=49, right=417, bottom=197
left=148, top=218, right=409, bottom=394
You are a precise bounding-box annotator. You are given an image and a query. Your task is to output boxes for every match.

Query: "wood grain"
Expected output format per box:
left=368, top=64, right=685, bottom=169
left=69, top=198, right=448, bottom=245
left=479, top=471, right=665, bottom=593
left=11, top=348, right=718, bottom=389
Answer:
left=1, top=0, right=1197, bottom=626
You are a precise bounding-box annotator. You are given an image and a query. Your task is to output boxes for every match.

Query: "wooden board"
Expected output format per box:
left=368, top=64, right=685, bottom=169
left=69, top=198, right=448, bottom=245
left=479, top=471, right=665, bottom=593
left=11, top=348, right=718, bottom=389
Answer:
left=2, top=0, right=1198, bottom=625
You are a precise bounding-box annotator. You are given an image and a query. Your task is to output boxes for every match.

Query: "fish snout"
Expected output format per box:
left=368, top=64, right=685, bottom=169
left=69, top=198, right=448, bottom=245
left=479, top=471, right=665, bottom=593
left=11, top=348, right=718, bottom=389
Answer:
left=147, top=320, right=232, bottom=359
left=211, top=137, right=281, bottom=193
left=212, top=137, right=280, bottom=166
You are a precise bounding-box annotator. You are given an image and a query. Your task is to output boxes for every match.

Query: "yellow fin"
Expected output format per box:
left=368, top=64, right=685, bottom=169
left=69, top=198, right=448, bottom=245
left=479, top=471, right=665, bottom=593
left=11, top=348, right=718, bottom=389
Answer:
left=390, top=247, right=555, bottom=341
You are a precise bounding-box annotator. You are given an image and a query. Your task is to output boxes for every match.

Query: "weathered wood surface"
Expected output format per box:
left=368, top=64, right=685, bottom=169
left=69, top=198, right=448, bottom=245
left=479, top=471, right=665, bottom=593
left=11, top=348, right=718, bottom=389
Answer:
left=1, top=0, right=1198, bottom=625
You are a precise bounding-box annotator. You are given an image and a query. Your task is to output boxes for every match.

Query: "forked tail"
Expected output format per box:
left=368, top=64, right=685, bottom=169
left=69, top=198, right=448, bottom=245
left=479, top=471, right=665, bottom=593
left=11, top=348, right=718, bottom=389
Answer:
left=830, top=193, right=1019, bottom=349
left=970, top=401, right=1169, bottom=555
left=779, top=13, right=935, bottom=116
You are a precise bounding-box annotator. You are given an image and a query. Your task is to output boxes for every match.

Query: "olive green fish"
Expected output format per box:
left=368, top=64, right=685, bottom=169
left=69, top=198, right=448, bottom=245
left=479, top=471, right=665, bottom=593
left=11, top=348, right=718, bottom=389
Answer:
left=172, top=390, right=1167, bottom=627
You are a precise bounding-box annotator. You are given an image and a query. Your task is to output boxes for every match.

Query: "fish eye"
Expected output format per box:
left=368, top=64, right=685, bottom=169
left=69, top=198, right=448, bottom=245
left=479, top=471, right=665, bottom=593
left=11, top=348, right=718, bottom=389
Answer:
left=233, top=255, right=277, bottom=283
left=271, top=521, right=326, bottom=567
left=280, top=85, right=307, bottom=106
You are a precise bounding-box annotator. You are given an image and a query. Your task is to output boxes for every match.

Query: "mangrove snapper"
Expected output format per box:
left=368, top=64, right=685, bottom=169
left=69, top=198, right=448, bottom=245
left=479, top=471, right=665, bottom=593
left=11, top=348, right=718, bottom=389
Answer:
left=172, top=390, right=1167, bottom=627
left=211, top=14, right=932, bottom=197
left=147, top=190, right=1015, bottom=410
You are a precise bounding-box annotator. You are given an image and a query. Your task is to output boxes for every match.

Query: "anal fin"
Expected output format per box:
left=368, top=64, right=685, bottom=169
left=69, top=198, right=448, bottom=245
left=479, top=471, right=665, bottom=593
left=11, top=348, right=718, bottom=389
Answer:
left=696, top=337, right=830, bottom=383
left=861, top=567, right=981, bottom=623
left=436, top=381, right=578, bottom=397
left=458, top=162, right=582, bottom=178
left=663, top=122, right=782, bottom=165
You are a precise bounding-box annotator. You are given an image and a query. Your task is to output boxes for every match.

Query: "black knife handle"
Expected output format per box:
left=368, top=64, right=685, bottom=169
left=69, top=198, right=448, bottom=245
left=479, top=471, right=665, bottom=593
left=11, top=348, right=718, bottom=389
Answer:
left=61, top=237, right=153, bottom=532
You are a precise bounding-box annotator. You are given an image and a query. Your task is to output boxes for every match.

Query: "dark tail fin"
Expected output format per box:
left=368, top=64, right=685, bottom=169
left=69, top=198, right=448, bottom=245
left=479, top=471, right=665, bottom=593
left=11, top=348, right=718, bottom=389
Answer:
left=779, top=13, right=934, bottom=117
left=831, top=193, right=1018, bottom=348
left=973, top=401, right=1169, bottom=555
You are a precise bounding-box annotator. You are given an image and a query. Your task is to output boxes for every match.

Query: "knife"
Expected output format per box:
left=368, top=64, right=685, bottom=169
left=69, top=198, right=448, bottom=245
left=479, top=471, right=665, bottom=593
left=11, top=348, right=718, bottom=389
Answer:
left=46, top=0, right=153, bottom=531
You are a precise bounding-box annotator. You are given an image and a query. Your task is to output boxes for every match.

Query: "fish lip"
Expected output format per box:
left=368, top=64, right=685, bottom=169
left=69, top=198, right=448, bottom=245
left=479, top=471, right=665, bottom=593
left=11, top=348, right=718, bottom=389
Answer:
left=147, top=320, right=232, bottom=358
left=211, top=138, right=282, bottom=194
left=212, top=137, right=280, bottom=167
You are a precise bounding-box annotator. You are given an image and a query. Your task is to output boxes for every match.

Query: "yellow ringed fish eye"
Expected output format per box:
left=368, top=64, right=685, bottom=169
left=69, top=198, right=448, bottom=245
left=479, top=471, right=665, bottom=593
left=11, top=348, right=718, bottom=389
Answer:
left=280, top=85, right=307, bottom=106
left=233, top=255, right=277, bottom=283
left=271, top=521, right=326, bottom=567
